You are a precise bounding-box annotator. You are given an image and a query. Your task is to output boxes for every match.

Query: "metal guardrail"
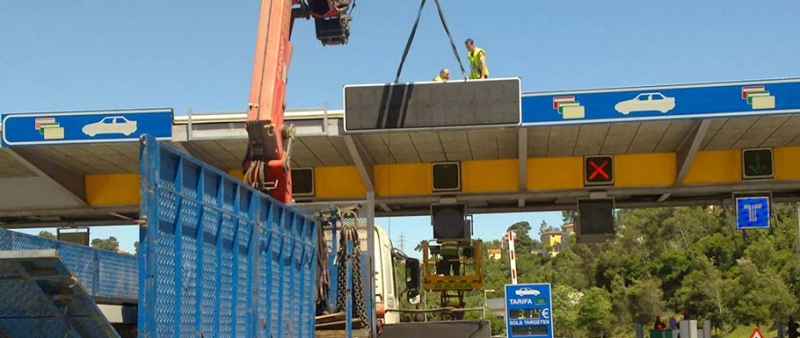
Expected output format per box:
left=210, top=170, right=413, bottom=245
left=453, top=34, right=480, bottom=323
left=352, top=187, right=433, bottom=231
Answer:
left=177, top=104, right=342, bottom=141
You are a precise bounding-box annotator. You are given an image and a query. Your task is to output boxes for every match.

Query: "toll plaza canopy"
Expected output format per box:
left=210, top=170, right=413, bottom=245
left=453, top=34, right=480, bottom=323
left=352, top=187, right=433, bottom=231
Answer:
left=1, top=77, right=800, bottom=228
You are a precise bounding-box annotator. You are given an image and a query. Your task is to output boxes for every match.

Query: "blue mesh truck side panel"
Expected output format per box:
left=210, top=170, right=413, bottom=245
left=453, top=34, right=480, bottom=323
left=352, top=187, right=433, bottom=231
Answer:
left=0, top=249, right=123, bottom=338
left=0, top=229, right=138, bottom=302
left=138, top=135, right=319, bottom=338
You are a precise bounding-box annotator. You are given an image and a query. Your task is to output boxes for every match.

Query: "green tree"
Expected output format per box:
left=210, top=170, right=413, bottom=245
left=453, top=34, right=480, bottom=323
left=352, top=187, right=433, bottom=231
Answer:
left=431, top=203, right=800, bottom=336
left=562, top=210, right=576, bottom=224
left=626, top=277, right=666, bottom=325
left=674, top=255, right=737, bottom=333
left=577, top=287, right=612, bottom=336
left=91, top=236, right=120, bottom=252
left=538, top=220, right=556, bottom=237
left=552, top=284, right=580, bottom=337
left=607, top=275, right=632, bottom=335
left=694, top=233, right=740, bottom=271
left=731, top=258, right=796, bottom=327
left=650, top=248, right=692, bottom=308
left=551, top=248, right=592, bottom=290
left=508, top=222, right=536, bottom=254
left=134, top=241, right=139, bottom=256
left=485, top=312, right=505, bottom=336
left=38, top=230, right=56, bottom=240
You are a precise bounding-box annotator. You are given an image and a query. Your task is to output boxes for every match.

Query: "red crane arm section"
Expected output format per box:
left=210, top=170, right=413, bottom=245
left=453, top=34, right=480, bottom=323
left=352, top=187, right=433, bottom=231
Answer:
left=243, top=0, right=351, bottom=204
left=244, top=0, right=297, bottom=204
left=248, top=0, right=293, bottom=128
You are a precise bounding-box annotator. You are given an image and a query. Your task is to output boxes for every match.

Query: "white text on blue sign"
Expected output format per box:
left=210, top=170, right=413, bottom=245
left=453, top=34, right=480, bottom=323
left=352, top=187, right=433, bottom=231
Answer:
left=509, top=298, right=534, bottom=305
left=510, top=319, right=551, bottom=326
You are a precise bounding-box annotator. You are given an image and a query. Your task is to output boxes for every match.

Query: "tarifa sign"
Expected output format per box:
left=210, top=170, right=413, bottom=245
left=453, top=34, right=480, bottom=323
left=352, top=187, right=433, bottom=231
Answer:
left=505, top=283, right=554, bottom=338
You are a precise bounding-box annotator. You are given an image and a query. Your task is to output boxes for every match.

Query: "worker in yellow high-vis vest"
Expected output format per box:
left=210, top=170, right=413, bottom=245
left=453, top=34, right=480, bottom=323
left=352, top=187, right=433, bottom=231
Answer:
left=432, top=68, right=450, bottom=82
left=465, top=38, right=488, bottom=79
left=436, top=240, right=460, bottom=276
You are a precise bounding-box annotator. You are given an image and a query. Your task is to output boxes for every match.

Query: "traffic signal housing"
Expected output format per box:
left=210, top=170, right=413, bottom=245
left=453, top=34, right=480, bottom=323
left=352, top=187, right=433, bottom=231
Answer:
left=430, top=203, right=468, bottom=240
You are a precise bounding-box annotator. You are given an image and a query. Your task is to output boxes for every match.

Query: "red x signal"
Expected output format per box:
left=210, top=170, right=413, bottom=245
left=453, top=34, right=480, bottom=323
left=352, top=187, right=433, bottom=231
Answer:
left=588, top=159, right=609, bottom=180
left=584, top=156, right=613, bottom=186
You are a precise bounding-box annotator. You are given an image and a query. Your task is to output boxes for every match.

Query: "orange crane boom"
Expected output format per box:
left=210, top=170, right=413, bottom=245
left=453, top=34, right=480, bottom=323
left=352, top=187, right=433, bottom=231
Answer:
left=243, top=0, right=352, bottom=204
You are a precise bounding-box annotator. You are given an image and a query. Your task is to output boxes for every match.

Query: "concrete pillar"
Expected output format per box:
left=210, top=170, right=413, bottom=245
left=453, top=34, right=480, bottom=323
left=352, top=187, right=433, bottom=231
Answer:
left=680, top=320, right=698, bottom=338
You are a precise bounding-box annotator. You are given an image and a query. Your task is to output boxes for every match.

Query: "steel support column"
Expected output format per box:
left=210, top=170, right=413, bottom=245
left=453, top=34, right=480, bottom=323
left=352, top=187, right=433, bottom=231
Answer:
left=365, top=191, right=377, bottom=338
left=658, top=119, right=711, bottom=202
left=518, top=129, right=528, bottom=207
left=344, top=135, right=375, bottom=192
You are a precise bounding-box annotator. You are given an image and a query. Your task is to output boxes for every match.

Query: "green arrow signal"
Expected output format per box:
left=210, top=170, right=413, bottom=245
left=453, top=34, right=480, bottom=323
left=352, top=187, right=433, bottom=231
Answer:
left=743, top=149, right=773, bottom=178
left=748, top=153, right=768, bottom=174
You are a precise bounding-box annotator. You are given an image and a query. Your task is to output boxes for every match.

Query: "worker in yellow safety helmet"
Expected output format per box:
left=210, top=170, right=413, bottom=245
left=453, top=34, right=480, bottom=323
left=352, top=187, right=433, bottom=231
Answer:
left=436, top=239, right=461, bottom=276
left=465, top=38, right=488, bottom=79
left=432, top=68, right=450, bottom=82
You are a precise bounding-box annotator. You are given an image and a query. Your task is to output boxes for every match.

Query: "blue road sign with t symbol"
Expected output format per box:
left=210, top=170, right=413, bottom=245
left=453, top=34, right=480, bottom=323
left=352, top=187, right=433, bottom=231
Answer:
left=736, top=196, right=770, bottom=230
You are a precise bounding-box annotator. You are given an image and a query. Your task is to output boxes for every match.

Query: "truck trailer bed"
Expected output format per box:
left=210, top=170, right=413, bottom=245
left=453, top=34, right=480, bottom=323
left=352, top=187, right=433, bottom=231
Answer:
left=0, top=249, right=122, bottom=338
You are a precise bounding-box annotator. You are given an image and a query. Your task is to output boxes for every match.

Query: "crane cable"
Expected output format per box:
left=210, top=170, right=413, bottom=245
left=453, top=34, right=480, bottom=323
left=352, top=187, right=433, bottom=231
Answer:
left=393, top=0, right=467, bottom=83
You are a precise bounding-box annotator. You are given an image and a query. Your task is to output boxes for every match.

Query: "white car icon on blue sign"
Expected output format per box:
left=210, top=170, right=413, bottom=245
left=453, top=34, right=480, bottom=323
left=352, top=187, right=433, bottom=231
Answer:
left=515, top=287, right=540, bottom=297
left=614, top=92, right=676, bottom=115
left=82, top=116, right=138, bottom=137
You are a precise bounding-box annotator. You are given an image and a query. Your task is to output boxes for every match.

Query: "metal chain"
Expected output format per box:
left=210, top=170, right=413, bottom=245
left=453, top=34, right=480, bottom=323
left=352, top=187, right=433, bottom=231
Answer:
left=335, top=215, right=369, bottom=331
left=315, top=212, right=331, bottom=315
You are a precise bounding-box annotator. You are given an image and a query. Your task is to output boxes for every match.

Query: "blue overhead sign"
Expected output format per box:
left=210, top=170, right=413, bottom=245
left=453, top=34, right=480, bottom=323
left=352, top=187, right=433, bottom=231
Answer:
left=505, top=283, right=553, bottom=338
left=1, top=108, right=173, bottom=146
left=521, top=78, right=800, bottom=126
left=736, top=196, right=771, bottom=230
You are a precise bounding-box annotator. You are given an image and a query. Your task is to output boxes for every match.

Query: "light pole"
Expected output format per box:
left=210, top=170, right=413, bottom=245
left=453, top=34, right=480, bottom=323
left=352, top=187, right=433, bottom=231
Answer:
left=483, top=289, right=496, bottom=319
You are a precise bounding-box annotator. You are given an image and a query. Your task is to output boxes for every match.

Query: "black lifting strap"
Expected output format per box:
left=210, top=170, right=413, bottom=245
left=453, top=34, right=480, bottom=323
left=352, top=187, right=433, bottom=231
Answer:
left=432, top=0, right=467, bottom=80
left=393, top=0, right=467, bottom=84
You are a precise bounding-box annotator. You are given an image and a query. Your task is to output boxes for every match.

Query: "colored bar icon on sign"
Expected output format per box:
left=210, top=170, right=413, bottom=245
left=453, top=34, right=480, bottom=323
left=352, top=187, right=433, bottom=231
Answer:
left=742, top=86, right=776, bottom=109
left=34, top=117, right=66, bottom=140
left=561, top=105, right=585, bottom=119
left=751, top=95, right=776, bottom=109
left=741, top=86, right=764, bottom=99
left=35, top=118, right=55, bottom=131
left=553, top=96, right=575, bottom=110
left=553, top=96, right=585, bottom=119
left=38, top=123, right=59, bottom=135
left=43, top=126, right=65, bottom=140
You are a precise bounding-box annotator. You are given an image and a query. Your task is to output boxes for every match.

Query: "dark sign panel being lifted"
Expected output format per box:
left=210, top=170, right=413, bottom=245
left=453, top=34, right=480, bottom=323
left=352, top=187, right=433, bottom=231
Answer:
left=343, top=77, right=522, bottom=132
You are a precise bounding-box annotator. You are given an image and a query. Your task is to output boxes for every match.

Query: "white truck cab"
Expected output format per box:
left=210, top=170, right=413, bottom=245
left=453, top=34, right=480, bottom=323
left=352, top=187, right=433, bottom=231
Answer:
left=324, top=220, right=412, bottom=325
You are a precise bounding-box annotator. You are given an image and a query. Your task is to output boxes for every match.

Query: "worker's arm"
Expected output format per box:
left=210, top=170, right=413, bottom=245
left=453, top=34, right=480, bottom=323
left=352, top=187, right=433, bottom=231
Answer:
left=479, top=51, right=487, bottom=79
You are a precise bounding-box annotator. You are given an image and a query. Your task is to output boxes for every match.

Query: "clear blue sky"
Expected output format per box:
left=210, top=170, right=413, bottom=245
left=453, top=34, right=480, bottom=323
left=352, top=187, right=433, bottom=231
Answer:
left=3, top=1, right=800, bottom=255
